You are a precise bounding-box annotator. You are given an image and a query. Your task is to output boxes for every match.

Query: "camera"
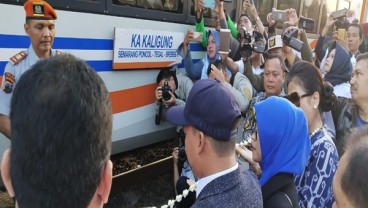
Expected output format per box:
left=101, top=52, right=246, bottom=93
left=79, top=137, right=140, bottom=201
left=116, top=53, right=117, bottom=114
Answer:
left=282, top=27, right=303, bottom=51
left=335, top=18, right=349, bottom=30
left=178, top=146, right=186, bottom=161
left=178, top=129, right=187, bottom=162
left=331, top=8, right=348, bottom=20
left=161, top=80, right=171, bottom=101
left=299, top=16, right=315, bottom=31
left=155, top=80, right=171, bottom=125
left=271, top=10, right=288, bottom=22
left=238, top=27, right=265, bottom=57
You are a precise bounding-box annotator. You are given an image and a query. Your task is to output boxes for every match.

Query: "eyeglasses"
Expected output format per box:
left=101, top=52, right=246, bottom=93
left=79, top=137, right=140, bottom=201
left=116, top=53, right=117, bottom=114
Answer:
left=283, top=92, right=314, bottom=107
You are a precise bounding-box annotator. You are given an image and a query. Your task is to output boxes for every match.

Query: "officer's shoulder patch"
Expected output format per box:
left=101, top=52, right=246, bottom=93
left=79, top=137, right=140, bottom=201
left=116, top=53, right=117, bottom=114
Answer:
left=2, top=72, right=15, bottom=94
left=10, top=51, right=27, bottom=65
left=55, top=50, right=62, bottom=55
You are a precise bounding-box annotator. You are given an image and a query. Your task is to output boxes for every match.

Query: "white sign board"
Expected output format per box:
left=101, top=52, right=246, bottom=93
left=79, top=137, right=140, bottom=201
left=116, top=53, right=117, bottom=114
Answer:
left=113, top=28, right=184, bottom=70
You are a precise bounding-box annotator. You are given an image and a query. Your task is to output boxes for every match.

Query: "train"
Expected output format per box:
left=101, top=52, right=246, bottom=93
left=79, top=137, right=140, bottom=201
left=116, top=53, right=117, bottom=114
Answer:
left=0, top=0, right=366, bottom=158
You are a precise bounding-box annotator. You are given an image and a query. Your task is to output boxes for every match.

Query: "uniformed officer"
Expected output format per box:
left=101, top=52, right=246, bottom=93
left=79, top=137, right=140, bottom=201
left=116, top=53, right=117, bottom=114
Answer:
left=0, top=0, right=60, bottom=139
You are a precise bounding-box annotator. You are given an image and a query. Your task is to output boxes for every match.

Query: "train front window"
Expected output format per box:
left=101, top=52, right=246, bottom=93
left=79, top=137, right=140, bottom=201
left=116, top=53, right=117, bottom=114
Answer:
left=112, top=0, right=182, bottom=13
left=277, top=0, right=300, bottom=13
left=251, top=0, right=274, bottom=26
left=319, top=0, right=337, bottom=34
left=190, top=0, right=237, bottom=25
left=301, top=0, right=321, bottom=33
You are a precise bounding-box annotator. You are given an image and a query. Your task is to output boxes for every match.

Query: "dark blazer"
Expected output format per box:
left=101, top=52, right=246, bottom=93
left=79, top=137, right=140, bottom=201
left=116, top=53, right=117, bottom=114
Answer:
left=192, top=167, right=263, bottom=208
left=262, top=173, right=300, bottom=208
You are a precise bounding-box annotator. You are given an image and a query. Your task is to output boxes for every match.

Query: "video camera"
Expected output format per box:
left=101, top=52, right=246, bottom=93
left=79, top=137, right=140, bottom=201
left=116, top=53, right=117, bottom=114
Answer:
left=178, top=129, right=187, bottom=162
left=238, top=27, right=266, bottom=57
left=335, top=18, right=350, bottom=30
left=331, top=8, right=348, bottom=20
left=282, top=27, right=303, bottom=51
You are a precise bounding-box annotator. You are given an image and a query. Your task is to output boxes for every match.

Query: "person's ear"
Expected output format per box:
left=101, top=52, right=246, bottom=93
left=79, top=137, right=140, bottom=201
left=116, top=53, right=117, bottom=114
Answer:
left=24, top=23, right=29, bottom=36
left=197, top=131, right=206, bottom=154
left=1, top=149, right=15, bottom=197
left=96, top=160, right=113, bottom=204
left=312, top=91, right=320, bottom=109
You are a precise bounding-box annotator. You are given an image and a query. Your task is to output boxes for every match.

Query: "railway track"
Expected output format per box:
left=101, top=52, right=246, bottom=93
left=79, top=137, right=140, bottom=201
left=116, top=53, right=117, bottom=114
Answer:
left=111, top=156, right=173, bottom=193
left=110, top=138, right=175, bottom=192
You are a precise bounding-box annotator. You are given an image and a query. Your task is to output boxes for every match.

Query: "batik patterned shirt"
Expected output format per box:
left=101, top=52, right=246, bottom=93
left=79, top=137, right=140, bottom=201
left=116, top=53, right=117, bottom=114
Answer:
left=294, top=128, right=339, bottom=208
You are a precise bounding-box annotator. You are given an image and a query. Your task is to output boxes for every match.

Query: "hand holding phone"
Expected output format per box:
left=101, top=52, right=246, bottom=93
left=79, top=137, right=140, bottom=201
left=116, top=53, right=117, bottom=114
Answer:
left=299, top=16, right=315, bottom=31
left=272, top=10, right=288, bottom=22
left=219, top=29, right=231, bottom=54
left=193, top=32, right=203, bottom=42
left=331, top=8, right=348, bottom=20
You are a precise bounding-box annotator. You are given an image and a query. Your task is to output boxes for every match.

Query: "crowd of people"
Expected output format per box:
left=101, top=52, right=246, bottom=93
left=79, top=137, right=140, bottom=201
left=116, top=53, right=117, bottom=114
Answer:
left=159, top=0, right=368, bottom=207
left=0, top=0, right=368, bottom=207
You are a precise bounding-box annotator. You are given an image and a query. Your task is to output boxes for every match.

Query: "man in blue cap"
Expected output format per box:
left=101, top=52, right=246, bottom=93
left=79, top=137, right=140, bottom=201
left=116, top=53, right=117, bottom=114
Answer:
left=166, top=79, right=263, bottom=207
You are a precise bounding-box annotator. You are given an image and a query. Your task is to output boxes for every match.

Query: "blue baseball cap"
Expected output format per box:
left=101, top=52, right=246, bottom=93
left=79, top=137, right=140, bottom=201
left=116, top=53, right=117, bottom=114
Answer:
left=166, top=79, right=241, bottom=141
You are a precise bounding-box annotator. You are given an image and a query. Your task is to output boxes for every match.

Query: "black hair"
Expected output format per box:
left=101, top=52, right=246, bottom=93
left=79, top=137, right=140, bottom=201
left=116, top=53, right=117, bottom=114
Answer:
left=239, top=13, right=251, bottom=23
left=207, top=60, right=225, bottom=76
left=341, top=126, right=368, bottom=208
left=156, top=68, right=178, bottom=89
left=10, top=54, right=112, bottom=208
left=356, top=52, right=368, bottom=63
left=265, top=54, right=287, bottom=73
left=349, top=23, right=364, bottom=39
left=286, top=61, right=336, bottom=112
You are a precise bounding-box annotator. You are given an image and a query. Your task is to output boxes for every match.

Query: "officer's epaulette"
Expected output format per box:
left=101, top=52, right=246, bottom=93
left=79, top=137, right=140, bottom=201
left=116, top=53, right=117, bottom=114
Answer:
left=10, top=51, right=27, bottom=65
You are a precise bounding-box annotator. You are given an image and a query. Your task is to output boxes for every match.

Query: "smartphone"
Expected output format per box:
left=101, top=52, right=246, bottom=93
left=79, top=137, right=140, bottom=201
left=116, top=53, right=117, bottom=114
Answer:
left=299, top=17, right=315, bottom=31
left=203, top=0, right=215, bottom=8
left=193, top=32, right=203, bottom=42
left=272, top=10, right=288, bottom=22
left=331, top=8, right=348, bottom=20
left=219, top=29, right=231, bottom=54
left=337, top=28, right=346, bottom=40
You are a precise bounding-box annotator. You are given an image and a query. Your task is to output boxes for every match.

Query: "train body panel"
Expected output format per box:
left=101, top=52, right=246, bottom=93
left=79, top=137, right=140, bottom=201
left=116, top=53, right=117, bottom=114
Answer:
left=0, top=3, right=206, bottom=155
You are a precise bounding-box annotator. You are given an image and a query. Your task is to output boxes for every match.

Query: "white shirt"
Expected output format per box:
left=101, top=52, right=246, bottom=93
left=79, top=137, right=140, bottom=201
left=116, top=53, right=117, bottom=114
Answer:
left=0, top=46, right=38, bottom=116
left=351, top=55, right=357, bottom=69
left=0, top=46, right=59, bottom=116
left=196, top=163, right=238, bottom=197
left=236, top=60, right=244, bottom=74
left=236, top=59, right=263, bottom=75
left=252, top=65, right=264, bottom=75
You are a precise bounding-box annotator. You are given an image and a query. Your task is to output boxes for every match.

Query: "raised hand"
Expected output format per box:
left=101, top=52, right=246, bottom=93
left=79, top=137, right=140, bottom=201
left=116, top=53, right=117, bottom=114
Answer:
left=285, top=8, right=299, bottom=26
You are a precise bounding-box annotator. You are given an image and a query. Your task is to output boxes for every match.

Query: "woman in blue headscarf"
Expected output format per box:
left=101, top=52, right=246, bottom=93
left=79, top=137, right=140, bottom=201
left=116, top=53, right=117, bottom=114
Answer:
left=249, top=96, right=311, bottom=207
left=177, top=29, right=222, bottom=80
left=323, top=42, right=353, bottom=98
